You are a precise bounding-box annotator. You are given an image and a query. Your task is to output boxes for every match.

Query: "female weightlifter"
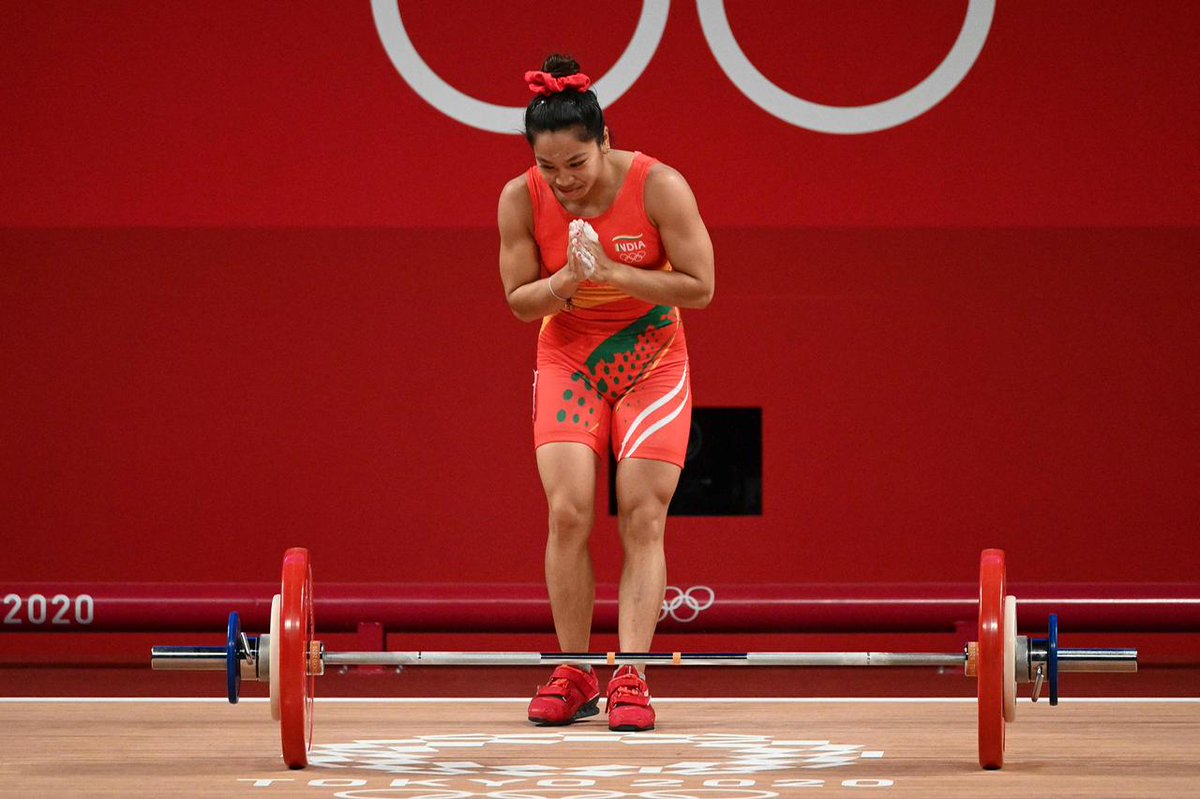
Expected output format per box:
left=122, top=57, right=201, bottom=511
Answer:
left=497, top=54, right=715, bottom=731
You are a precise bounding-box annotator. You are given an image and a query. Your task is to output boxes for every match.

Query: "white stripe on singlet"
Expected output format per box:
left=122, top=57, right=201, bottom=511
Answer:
left=619, top=364, right=690, bottom=460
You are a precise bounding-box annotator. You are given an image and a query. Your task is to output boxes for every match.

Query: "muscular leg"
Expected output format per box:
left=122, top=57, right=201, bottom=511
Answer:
left=536, top=442, right=600, bottom=653
left=614, top=457, right=682, bottom=656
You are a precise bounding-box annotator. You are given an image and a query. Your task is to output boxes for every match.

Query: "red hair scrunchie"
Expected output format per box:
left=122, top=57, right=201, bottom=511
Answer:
left=525, top=70, right=592, bottom=96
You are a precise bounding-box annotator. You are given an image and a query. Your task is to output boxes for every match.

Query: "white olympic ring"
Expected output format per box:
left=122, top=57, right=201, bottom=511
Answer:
left=659, top=585, right=715, bottom=623
left=697, top=0, right=995, bottom=134
left=370, top=0, right=669, bottom=134
left=370, top=0, right=994, bottom=135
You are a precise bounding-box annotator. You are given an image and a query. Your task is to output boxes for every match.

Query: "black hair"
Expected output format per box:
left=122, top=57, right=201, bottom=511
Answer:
left=523, top=54, right=605, bottom=145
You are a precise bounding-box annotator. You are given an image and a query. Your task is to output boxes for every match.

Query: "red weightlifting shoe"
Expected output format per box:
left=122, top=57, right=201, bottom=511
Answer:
left=606, top=665, right=655, bottom=731
left=527, top=665, right=600, bottom=726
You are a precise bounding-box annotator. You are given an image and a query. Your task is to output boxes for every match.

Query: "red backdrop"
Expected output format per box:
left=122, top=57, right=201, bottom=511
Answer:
left=2, top=2, right=1197, bottom=589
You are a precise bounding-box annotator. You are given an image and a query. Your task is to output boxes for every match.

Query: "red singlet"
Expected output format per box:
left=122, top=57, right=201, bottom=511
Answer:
left=527, top=152, right=691, bottom=467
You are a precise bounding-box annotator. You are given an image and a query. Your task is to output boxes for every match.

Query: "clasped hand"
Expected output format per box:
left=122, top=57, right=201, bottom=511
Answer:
left=564, top=225, right=615, bottom=285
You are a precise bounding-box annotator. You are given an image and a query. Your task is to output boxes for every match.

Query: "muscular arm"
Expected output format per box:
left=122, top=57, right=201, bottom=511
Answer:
left=498, top=176, right=581, bottom=323
left=583, top=165, right=715, bottom=309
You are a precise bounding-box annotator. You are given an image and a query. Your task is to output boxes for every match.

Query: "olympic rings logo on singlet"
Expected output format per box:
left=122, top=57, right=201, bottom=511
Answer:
left=371, top=0, right=995, bottom=135
left=614, top=233, right=650, bottom=264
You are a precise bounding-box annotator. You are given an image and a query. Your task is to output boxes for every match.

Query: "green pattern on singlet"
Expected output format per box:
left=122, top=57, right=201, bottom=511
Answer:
left=562, top=305, right=676, bottom=404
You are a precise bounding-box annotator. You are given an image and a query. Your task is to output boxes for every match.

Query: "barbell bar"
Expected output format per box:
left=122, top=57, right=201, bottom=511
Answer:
left=150, top=547, right=1138, bottom=771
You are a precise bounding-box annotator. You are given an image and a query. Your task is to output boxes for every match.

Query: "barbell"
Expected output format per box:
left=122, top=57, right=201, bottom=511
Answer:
left=150, top=547, right=1137, bottom=771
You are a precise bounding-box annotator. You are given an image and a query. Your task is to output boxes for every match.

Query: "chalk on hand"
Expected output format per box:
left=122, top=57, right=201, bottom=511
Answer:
left=572, top=219, right=600, bottom=244
left=569, top=219, right=600, bottom=277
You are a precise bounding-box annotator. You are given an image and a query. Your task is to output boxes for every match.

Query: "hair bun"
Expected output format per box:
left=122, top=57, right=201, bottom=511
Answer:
left=542, top=53, right=581, bottom=78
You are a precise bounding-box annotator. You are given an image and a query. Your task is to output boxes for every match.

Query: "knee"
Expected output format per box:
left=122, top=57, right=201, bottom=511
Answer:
left=618, top=503, right=666, bottom=550
left=547, top=497, right=593, bottom=545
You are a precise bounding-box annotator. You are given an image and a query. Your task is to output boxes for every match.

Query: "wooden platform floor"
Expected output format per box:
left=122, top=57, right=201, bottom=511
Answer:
left=1, top=698, right=1196, bottom=798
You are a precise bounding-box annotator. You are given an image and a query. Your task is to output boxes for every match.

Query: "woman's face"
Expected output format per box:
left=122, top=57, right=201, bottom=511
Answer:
left=531, top=127, right=608, bottom=204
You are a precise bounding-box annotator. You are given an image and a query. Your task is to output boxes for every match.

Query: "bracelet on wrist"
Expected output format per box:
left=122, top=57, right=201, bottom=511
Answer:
left=547, top=273, right=575, bottom=311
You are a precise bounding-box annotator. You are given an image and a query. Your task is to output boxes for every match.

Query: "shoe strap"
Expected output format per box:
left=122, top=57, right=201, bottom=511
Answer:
left=537, top=666, right=594, bottom=699
left=607, top=674, right=651, bottom=707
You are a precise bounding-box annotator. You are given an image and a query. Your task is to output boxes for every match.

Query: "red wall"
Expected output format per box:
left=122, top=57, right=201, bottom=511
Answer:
left=2, top=2, right=1197, bottom=590
left=2, top=1, right=1197, bottom=227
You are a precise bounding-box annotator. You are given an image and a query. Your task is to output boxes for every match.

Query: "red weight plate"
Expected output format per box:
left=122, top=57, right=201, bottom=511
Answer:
left=279, top=547, right=312, bottom=769
left=304, top=552, right=315, bottom=752
left=978, top=548, right=1006, bottom=769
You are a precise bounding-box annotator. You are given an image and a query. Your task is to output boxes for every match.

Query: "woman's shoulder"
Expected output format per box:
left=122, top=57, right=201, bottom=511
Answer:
left=629, top=151, right=684, bottom=187
left=645, top=159, right=684, bottom=183
left=499, top=172, right=534, bottom=208
left=642, top=159, right=694, bottom=216
left=498, top=173, right=535, bottom=232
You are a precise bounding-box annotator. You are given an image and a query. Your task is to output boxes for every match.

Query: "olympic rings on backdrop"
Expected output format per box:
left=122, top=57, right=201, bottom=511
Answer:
left=659, top=585, right=715, bottom=623
left=696, top=0, right=995, bottom=134
left=370, top=0, right=995, bottom=135
left=370, top=0, right=668, bottom=134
